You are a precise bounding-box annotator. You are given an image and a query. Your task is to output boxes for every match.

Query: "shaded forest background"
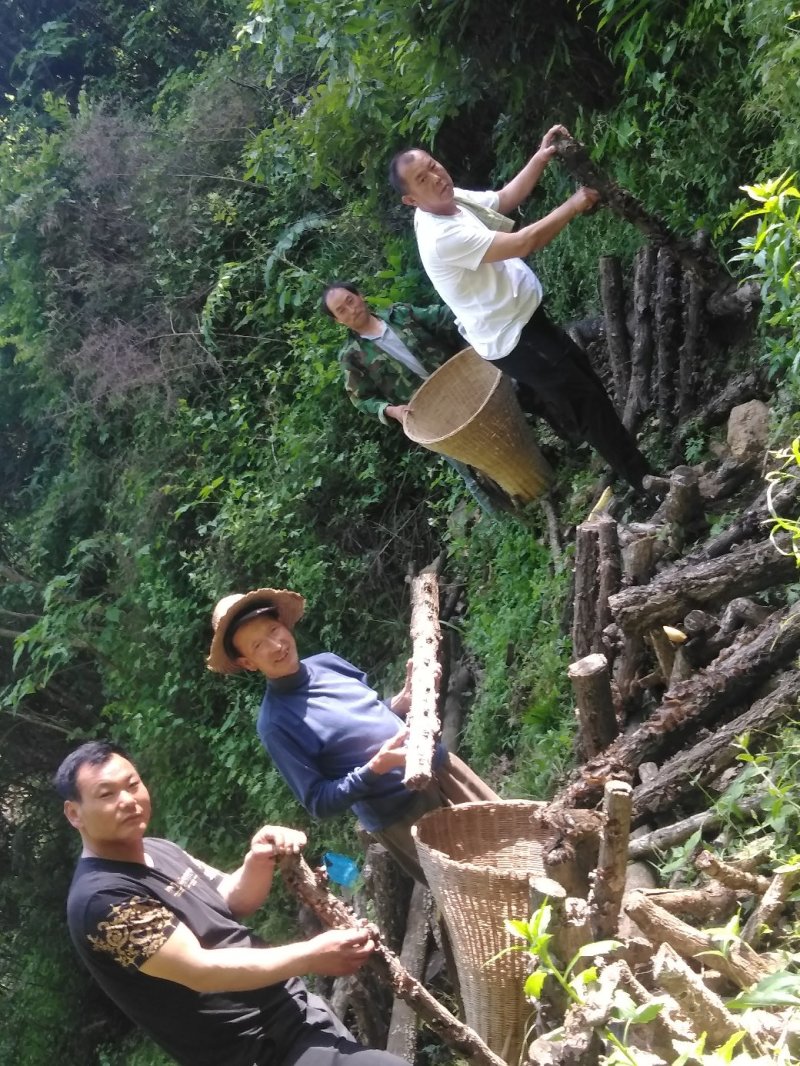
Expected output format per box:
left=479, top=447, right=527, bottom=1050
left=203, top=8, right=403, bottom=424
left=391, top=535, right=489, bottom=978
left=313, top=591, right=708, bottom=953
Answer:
left=1, top=0, right=798, bottom=1061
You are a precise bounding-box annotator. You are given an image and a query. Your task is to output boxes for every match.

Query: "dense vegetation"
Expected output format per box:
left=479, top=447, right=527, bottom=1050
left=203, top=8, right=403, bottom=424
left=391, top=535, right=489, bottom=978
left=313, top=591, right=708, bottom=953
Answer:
left=1, top=0, right=798, bottom=1061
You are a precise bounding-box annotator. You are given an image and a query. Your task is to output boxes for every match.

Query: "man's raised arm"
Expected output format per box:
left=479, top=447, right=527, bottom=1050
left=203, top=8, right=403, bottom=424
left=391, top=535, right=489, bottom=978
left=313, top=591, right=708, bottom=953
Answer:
left=481, top=187, right=600, bottom=264
left=140, top=921, right=375, bottom=993
left=217, top=825, right=307, bottom=919
left=495, top=124, right=569, bottom=214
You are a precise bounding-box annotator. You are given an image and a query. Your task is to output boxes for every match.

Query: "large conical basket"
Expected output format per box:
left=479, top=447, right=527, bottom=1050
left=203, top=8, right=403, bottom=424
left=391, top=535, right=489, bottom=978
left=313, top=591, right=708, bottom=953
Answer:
left=404, top=347, right=552, bottom=502
left=412, top=801, right=550, bottom=1064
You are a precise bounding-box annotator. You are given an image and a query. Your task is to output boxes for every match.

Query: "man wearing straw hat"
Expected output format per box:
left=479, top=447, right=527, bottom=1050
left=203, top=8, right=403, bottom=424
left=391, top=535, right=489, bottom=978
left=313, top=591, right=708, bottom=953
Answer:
left=388, top=126, right=652, bottom=492
left=207, top=587, right=498, bottom=885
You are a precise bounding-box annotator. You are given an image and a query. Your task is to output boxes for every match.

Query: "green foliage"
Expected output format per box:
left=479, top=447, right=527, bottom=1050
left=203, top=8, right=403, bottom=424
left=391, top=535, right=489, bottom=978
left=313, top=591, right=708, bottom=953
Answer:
left=733, top=173, right=800, bottom=381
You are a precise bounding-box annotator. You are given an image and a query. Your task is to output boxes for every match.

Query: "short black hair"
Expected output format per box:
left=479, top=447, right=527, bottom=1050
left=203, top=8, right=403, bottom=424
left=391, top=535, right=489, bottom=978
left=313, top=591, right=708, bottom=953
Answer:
left=320, top=281, right=361, bottom=319
left=388, top=148, right=420, bottom=195
left=54, top=740, right=132, bottom=801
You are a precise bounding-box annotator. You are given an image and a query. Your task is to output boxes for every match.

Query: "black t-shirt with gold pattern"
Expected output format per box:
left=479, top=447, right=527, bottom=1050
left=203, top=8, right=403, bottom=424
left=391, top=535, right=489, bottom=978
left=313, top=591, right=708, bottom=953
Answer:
left=67, top=838, right=316, bottom=1066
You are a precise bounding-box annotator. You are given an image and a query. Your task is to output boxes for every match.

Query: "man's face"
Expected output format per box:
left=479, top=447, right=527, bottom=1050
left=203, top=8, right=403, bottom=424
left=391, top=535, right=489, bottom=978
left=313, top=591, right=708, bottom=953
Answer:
left=399, top=150, right=456, bottom=213
left=65, top=754, right=151, bottom=848
left=233, top=616, right=300, bottom=679
left=325, top=287, right=372, bottom=333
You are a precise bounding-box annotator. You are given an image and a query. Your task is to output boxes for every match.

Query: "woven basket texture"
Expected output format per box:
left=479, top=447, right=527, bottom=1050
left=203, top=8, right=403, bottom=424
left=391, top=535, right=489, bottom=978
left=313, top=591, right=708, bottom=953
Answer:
left=403, top=347, right=552, bottom=501
left=412, top=801, right=549, bottom=1063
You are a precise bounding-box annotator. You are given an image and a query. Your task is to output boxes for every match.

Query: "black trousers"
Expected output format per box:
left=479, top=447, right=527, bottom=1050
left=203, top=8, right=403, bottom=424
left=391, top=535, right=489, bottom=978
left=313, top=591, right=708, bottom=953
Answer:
left=279, top=1032, right=408, bottom=1066
left=495, top=305, right=651, bottom=490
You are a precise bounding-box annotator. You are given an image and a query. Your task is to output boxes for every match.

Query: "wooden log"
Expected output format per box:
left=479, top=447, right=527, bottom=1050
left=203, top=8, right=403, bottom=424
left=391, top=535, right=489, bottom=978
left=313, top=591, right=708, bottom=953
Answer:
left=595, top=516, right=622, bottom=657
left=530, top=876, right=592, bottom=963
left=623, top=892, right=771, bottom=988
left=652, top=943, right=754, bottom=1048
left=616, top=535, right=656, bottom=709
left=362, top=844, right=414, bottom=955
left=623, top=245, right=657, bottom=432
left=278, top=853, right=507, bottom=1066
left=677, top=272, right=704, bottom=425
left=551, top=607, right=800, bottom=812
left=648, top=627, right=675, bottom=683
left=741, top=868, right=800, bottom=948
left=698, top=456, right=754, bottom=504
left=572, top=515, right=621, bottom=661
left=654, top=247, right=681, bottom=430
left=636, top=884, right=741, bottom=924
left=632, top=669, right=800, bottom=818
left=705, top=279, right=761, bottom=320
left=386, top=881, right=433, bottom=1062
left=551, top=135, right=728, bottom=289
left=527, top=964, right=618, bottom=1065
left=404, top=568, right=442, bottom=790
left=599, top=255, right=630, bottom=410
left=627, top=794, right=767, bottom=859
left=571, top=521, right=598, bottom=661
left=569, top=654, right=618, bottom=760
left=663, top=465, right=706, bottom=551
left=694, top=851, right=770, bottom=895
left=590, top=780, right=632, bottom=938
left=609, top=536, right=798, bottom=637
left=719, top=597, right=771, bottom=633
left=676, top=371, right=764, bottom=443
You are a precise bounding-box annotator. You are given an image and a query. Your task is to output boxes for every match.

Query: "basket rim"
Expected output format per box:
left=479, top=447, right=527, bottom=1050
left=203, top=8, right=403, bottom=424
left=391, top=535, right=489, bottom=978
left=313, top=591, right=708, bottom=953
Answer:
left=403, top=347, right=504, bottom=448
left=411, top=799, right=550, bottom=882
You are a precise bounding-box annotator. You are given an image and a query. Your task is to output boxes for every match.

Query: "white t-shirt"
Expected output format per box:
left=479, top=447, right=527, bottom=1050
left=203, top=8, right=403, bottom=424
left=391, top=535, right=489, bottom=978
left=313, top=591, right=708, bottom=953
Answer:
left=413, top=189, right=543, bottom=360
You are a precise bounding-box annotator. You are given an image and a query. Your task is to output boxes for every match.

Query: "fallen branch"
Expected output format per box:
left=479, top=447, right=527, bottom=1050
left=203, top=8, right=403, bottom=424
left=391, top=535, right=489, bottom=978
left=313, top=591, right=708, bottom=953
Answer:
left=694, top=850, right=770, bottom=895
left=741, top=868, right=800, bottom=948
left=627, top=794, right=767, bottom=859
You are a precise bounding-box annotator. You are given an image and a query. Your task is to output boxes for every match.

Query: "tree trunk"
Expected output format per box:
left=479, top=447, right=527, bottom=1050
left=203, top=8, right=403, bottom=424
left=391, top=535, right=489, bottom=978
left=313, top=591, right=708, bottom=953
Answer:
left=599, top=254, right=630, bottom=410
left=569, top=653, right=618, bottom=760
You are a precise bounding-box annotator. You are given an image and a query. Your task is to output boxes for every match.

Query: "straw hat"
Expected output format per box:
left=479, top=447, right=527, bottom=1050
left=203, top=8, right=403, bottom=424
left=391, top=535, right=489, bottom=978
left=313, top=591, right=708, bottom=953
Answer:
left=207, top=588, right=305, bottom=674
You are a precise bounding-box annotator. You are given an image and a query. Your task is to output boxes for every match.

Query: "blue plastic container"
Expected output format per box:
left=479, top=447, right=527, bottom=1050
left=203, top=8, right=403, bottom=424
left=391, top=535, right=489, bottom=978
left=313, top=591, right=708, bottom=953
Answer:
left=323, top=851, right=360, bottom=888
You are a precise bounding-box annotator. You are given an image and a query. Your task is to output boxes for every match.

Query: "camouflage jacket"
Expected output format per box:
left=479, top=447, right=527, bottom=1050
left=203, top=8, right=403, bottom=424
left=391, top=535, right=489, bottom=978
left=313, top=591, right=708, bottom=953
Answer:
left=338, top=303, right=462, bottom=424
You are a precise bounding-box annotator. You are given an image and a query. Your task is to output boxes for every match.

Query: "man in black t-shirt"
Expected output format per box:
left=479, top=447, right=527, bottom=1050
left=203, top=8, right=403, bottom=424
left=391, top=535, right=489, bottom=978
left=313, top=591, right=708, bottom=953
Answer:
left=56, top=740, right=407, bottom=1066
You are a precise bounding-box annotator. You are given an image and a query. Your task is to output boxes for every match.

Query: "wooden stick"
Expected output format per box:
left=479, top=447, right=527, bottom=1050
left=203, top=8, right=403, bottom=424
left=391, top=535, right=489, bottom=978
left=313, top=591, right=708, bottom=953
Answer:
left=404, top=568, right=442, bottom=790
left=627, top=794, right=766, bottom=859
left=591, top=780, right=632, bottom=938
left=740, top=868, right=800, bottom=948
left=652, top=943, right=756, bottom=1049
left=623, top=892, right=771, bottom=989
left=568, top=654, right=618, bottom=760
left=694, top=851, right=770, bottom=895
left=278, top=854, right=507, bottom=1066
left=635, top=884, right=740, bottom=924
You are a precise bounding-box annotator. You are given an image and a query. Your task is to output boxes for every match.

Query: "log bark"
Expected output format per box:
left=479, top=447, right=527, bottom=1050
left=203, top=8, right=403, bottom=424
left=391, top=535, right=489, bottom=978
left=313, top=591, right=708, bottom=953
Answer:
left=386, top=882, right=433, bottom=1062
left=694, top=851, right=770, bottom=895
left=623, top=245, right=657, bottom=432
left=590, top=780, right=632, bottom=938
left=551, top=604, right=800, bottom=812
left=615, top=535, right=656, bottom=709
left=623, top=892, right=771, bottom=988
left=663, top=466, right=707, bottom=552
left=569, top=654, right=618, bottom=760
left=740, top=868, right=800, bottom=948
left=609, top=536, right=798, bottom=637
left=599, top=255, right=630, bottom=410
left=278, top=853, right=507, bottom=1066
left=404, top=569, right=442, bottom=790
left=635, top=884, right=741, bottom=923
left=652, top=943, right=754, bottom=1048
left=631, top=669, right=800, bottom=818
left=530, top=877, right=592, bottom=963
left=654, top=247, right=681, bottom=430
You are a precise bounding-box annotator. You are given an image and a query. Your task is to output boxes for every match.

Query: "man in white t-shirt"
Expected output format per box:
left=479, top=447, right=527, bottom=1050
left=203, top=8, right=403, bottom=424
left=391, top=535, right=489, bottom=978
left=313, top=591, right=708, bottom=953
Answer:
left=388, top=126, right=651, bottom=491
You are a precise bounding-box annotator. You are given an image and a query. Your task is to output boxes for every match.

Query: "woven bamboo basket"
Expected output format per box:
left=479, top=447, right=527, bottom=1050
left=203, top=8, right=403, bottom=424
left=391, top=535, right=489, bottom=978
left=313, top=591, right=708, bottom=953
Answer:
left=403, top=347, right=552, bottom=502
left=412, top=801, right=550, bottom=1064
